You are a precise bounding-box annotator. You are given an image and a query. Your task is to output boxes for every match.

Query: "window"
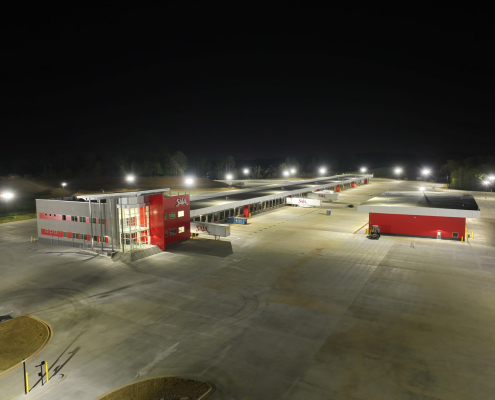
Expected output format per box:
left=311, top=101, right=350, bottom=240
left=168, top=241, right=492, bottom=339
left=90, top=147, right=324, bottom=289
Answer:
left=81, top=234, right=85, bottom=240
left=170, top=228, right=177, bottom=236
left=163, top=214, right=168, bottom=220
left=50, top=230, right=53, bottom=233
left=54, top=214, right=57, bottom=217
left=178, top=211, right=184, bottom=218
left=170, top=212, right=176, bottom=219
left=80, top=217, right=86, bottom=223
left=452, top=232, right=459, bottom=238
left=49, top=214, right=52, bottom=217
left=62, top=215, right=66, bottom=221
left=73, top=233, right=78, bottom=239
left=92, top=217, right=96, bottom=223
left=165, top=230, right=168, bottom=237
left=71, top=216, right=77, bottom=222
left=54, top=230, right=57, bottom=234
left=44, top=213, right=47, bottom=216
left=63, top=232, right=67, bottom=238
left=94, top=236, right=98, bottom=242
left=101, top=218, right=106, bottom=224
left=179, top=226, right=185, bottom=233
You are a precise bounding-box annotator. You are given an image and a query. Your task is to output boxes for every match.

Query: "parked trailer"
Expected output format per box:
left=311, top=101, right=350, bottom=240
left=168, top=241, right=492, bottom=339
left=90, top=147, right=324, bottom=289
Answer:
left=286, top=197, right=322, bottom=207
left=190, top=222, right=231, bottom=237
left=226, top=217, right=247, bottom=224
left=307, top=191, right=339, bottom=202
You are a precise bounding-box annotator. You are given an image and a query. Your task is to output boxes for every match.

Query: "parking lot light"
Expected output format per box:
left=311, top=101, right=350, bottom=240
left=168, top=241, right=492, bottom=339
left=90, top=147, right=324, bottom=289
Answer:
left=360, top=167, right=367, bottom=173
left=1, top=192, right=14, bottom=200
left=126, top=175, right=135, bottom=182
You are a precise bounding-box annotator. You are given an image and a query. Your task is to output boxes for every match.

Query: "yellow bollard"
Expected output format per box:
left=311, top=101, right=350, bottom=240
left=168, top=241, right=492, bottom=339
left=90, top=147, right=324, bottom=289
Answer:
left=45, top=361, right=49, bottom=382
left=249, top=213, right=252, bottom=218
left=31, top=236, right=33, bottom=242
left=25, top=372, right=29, bottom=394
left=365, top=228, right=368, bottom=234
left=472, top=232, right=474, bottom=239
left=461, top=236, right=464, bottom=242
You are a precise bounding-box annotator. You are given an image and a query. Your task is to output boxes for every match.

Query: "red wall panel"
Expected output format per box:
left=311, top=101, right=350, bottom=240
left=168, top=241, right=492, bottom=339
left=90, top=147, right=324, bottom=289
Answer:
left=149, top=194, right=165, bottom=250
left=244, top=205, right=249, bottom=218
left=369, top=213, right=465, bottom=239
left=163, top=195, right=190, bottom=245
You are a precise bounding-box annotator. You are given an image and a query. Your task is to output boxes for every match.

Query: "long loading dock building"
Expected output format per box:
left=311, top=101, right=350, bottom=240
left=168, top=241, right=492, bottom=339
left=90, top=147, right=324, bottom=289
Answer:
left=35, top=174, right=371, bottom=252
left=189, top=174, right=371, bottom=222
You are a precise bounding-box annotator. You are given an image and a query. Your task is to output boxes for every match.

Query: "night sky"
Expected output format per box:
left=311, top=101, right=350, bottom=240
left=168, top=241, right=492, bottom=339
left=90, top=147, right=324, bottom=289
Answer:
left=2, top=4, right=494, bottom=160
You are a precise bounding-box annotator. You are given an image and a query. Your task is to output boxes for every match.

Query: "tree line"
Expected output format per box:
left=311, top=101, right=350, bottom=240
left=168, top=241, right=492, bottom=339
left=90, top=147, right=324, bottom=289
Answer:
left=442, top=157, right=495, bottom=191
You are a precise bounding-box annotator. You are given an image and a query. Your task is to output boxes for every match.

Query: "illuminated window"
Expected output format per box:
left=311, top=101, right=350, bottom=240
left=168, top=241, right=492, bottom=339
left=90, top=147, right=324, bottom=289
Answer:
left=179, top=226, right=185, bottom=233
left=178, top=211, right=184, bottom=218
left=170, top=212, right=176, bottom=219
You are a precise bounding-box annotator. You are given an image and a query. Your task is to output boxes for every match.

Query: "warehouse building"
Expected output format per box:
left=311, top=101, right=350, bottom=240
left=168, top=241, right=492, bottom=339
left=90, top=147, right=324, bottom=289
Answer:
left=36, top=188, right=191, bottom=252
left=357, top=191, right=480, bottom=240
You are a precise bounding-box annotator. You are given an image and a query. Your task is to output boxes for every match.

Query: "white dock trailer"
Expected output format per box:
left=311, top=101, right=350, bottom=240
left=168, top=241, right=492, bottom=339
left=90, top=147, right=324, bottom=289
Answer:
left=286, top=197, right=322, bottom=207
left=307, top=190, right=340, bottom=202
left=190, top=222, right=231, bottom=238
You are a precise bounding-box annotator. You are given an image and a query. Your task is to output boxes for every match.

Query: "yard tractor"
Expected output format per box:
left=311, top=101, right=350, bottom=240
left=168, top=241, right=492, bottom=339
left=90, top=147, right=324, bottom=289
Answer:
left=368, top=225, right=381, bottom=240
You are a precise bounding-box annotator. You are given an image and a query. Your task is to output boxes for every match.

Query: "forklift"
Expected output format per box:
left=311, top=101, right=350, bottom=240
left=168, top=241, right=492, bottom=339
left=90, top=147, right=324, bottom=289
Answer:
left=368, top=225, right=381, bottom=240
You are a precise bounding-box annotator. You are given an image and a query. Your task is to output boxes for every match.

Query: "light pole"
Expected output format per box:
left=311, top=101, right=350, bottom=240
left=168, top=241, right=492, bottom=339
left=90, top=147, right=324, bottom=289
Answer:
left=226, top=173, right=233, bottom=185
left=394, top=168, right=402, bottom=180
left=243, top=168, right=249, bottom=177
left=185, top=177, right=194, bottom=195
left=360, top=167, right=367, bottom=173
left=483, top=180, right=490, bottom=199
left=422, top=169, right=431, bottom=181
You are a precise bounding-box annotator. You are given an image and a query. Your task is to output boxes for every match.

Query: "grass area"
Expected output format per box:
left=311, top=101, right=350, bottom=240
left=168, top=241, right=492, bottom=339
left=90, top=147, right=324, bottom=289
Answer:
left=0, top=316, right=51, bottom=373
left=97, top=377, right=212, bottom=400
left=0, top=212, right=36, bottom=224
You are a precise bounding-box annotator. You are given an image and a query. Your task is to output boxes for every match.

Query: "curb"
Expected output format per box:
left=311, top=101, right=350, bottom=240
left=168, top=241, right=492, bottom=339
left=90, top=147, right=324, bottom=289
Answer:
left=93, top=376, right=215, bottom=400
left=0, top=315, right=53, bottom=378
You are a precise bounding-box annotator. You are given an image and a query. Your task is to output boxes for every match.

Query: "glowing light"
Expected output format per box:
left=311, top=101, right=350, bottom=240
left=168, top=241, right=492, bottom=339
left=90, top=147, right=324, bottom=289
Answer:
left=226, top=174, right=233, bottom=180
left=243, top=168, right=249, bottom=174
left=185, top=177, right=194, bottom=185
left=126, top=175, right=135, bottom=182
left=283, top=171, right=289, bottom=177
left=1, top=192, right=14, bottom=200
left=483, top=180, right=490, bottom=185
left=319, top=167, right=326, bottom=175
left=290, top=168, right=295, bottom=174
left=61, top=182, right=67, bottom=188
left=394, top=168, right=402, bottom=174
left=419, top=187, right=425, bottom=191
left=360, top=167, right=367, bottom=173
left=422, top=169, right=431, bottom=175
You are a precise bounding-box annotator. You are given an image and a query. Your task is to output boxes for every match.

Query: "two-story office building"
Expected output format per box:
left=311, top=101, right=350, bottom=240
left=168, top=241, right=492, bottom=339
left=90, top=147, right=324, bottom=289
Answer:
left=36, top=188, right=190, bottom=252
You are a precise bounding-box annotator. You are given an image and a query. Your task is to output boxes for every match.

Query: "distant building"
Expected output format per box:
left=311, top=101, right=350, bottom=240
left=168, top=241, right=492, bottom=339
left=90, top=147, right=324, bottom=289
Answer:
left=36, top=189, right=190, bottom=253
left=357, top=191, right=480, bottom=240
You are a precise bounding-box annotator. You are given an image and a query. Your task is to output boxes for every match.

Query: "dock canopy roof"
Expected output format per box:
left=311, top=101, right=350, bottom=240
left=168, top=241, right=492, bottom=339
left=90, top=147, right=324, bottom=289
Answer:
left=357, top=191, right=480, bottom=219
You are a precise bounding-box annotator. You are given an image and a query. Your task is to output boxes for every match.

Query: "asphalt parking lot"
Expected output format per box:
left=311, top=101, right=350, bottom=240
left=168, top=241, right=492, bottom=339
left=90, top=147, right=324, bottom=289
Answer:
left=1, top=179, right=495, bottom=400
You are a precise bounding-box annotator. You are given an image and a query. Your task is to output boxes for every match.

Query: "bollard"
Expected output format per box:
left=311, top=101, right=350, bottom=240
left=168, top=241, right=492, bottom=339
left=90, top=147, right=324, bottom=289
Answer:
left=472, top=232, right=474, bottom=239
left=31, top=236, right=33, bottom=242
left=461, top=236, right=464, bottom=242
left=23, top=359, right=29, bottom=394
left=365, top=228, right=368, bottom=234
left=45, top=361, right=49, bottom=382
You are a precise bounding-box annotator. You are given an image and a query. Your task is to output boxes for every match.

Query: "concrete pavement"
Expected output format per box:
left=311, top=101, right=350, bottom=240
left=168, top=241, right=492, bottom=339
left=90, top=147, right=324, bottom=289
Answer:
left=1, top=179, right=495, bottom=399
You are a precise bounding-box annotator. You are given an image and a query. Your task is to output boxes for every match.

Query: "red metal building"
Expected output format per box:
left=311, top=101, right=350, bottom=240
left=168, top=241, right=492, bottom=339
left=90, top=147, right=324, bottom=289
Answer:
left=149, top=194, right=190, bottom=251
left=358, top=191, right=480, bottom=240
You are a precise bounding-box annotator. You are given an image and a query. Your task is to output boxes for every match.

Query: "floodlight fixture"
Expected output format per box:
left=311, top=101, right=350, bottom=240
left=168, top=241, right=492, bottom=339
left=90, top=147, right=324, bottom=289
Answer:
left=61, top=182, right=67, bottom=188
left=360, top=167, right=367, bottom=173
left=290, top=168, right=295, bottom=174
left=422, top=169, right=431, bottom=175
left=394, top=168, right=402, bottom=174
left=319, top=167, right=326, bottom=175
left=483, top=180, right=489, bottom=185
left=283, top=171, right=289, bottom=177
left=185, top=177, right=194, bottom=185
left=1, top=192, right=14, bottom=200
left=226, top=174, right=233, bottom=180
left=243, top=168, right=249, bottom=175
left=419, top=186, right=425, bottom=192
left=489, top=175, right=495, bottom=181
left=126, top=175, right=135, bottom=182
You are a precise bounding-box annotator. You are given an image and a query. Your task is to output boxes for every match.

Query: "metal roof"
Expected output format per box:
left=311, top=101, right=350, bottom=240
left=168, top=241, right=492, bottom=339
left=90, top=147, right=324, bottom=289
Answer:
left=76, top=188, right=170, bottom=200
left=190, top=174, right=371, bottom=217
left=357, top=191, right=480, bottom=218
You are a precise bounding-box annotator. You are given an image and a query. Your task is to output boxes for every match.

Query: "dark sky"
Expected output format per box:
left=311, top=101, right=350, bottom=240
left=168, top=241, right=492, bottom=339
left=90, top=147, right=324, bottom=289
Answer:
left=2, top=4, right=494, bottom=160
